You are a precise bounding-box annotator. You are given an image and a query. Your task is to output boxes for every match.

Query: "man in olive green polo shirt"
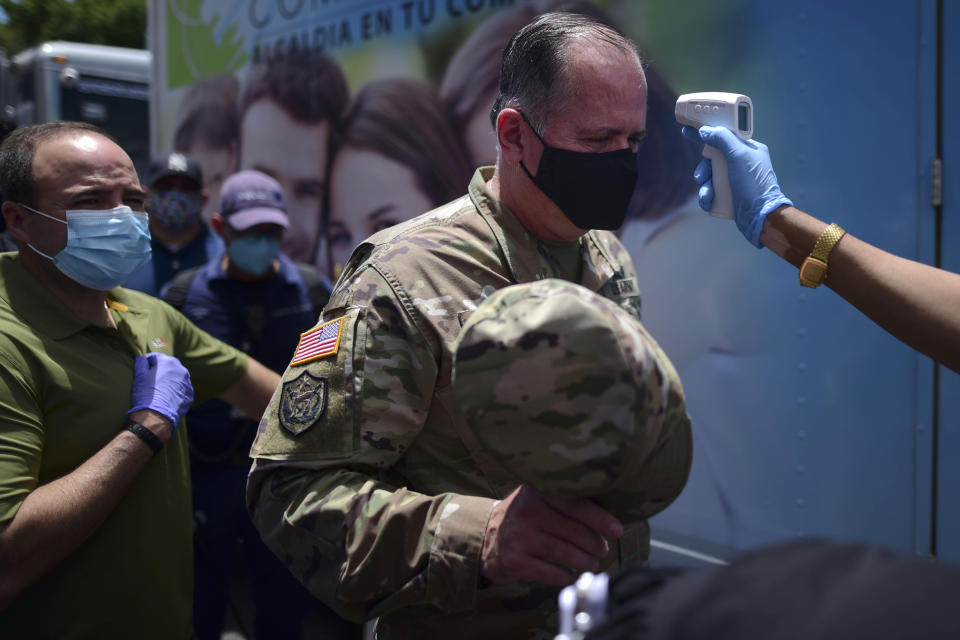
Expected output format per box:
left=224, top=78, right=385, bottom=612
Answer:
left=0, top=122, right=281, bottom=639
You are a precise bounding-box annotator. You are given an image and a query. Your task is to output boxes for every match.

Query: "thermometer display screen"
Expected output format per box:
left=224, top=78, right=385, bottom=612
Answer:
left=738, top=104, right=750, bottom=132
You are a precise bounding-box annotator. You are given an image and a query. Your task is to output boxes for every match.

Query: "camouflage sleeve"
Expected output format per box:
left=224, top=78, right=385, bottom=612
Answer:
left=247, top=265, right=495, bottom=622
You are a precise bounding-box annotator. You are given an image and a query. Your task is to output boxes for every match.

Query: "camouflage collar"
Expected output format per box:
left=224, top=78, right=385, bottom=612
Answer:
left=467, top=167, right=619, bottom=292
left=579, top=232, right=621, bottom=291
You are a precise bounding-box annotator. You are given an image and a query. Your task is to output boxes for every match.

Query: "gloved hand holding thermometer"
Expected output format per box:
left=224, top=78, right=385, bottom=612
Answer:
left=674, top=94, right=960, bottom=376
left=676, top=92, right=754, bottom=219
left=676, top=92, right=793, bottom=248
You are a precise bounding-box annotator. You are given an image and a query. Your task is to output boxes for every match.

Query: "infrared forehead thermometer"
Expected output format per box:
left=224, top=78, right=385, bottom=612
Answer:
left=675, top=92, right=753, bottom=219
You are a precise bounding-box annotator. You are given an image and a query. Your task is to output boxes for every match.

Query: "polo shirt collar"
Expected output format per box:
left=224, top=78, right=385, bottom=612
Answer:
left=0, top=253, right=136, bottom=340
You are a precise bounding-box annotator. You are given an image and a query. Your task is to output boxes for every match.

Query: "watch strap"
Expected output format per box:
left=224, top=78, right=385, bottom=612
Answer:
left=125, top=420, right=163, bottom=455
left=799, top=223, right=846, bottom=288
left=810, top=223, right=846, bottom=262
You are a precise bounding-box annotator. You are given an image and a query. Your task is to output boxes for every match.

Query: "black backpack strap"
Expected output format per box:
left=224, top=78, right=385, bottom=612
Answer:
left=161, top=265, right=203, bottom=310
left=294, top=262, right=332, bottom=316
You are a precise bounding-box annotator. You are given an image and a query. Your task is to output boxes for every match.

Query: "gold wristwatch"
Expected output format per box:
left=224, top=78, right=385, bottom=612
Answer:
left=799, top=223, right=846, bottom=288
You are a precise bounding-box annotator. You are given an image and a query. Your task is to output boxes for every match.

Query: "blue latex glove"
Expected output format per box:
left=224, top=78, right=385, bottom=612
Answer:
left=682, top=125, right=793, bottom=248
left=127, top=352, right=195, bottom=429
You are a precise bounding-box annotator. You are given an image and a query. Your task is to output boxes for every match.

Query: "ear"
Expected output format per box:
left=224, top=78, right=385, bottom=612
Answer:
left=3, top=201, right=30, bottom=245
left=495, top=108, right=529, bottom=166
left=210, top=212, right=226, bottom=238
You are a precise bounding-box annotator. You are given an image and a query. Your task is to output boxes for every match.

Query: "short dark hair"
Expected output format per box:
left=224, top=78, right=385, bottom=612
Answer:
left=490, top=11, right=639, bottom=135
left=332, top=78, right=473, bottom=207
left=0, top=118, right=17, bottom=144
left=0, top=121, right=113, bottom=207
left=239, top=51, right=348, bottom=129
left=441, top=1, right=614, bottom=144
left=174, top=74, right=240, bottom=153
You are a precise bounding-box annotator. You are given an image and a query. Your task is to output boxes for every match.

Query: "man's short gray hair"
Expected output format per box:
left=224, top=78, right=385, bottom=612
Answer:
left=490, top=11, right=640, bottom=136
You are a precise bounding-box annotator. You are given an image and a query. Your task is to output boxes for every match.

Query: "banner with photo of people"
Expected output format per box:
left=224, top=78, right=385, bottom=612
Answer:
left=150, top=0, right=956, bottom=562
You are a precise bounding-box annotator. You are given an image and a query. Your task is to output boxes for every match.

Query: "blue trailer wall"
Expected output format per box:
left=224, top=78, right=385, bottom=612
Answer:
left=643, top=0, right=953, bottom=562
left=937, top=0, right=960, bottom=565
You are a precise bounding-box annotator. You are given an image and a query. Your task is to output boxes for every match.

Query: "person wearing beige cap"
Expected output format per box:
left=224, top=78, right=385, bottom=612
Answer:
left=159, top=169, right=354, bottom=639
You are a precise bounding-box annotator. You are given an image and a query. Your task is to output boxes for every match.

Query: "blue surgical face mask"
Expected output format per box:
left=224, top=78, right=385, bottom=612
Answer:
left=228, top=235, right=281, bottom=276
left=20, top=203, right=152, bottom=290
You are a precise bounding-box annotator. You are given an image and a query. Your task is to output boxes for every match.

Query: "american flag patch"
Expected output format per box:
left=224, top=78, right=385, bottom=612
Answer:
left=291, top=317, right=344, bottom=366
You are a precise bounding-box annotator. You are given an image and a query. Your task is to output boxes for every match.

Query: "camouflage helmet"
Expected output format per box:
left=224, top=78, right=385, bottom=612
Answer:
left=452, top=279, right=692, bottom=523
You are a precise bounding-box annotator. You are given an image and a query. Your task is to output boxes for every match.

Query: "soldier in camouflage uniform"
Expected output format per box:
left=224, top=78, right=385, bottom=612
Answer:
left=247, top=11, right=691, bottom=639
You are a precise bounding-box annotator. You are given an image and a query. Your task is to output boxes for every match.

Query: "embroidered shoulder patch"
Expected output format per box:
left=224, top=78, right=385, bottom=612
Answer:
left=291, top=317, right=343, bottom=366
left=279, top=370, right=328, bottom=436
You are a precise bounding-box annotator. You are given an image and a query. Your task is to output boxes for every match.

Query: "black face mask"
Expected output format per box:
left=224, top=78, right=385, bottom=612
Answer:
left=518, top=112, right=639, bottom=231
